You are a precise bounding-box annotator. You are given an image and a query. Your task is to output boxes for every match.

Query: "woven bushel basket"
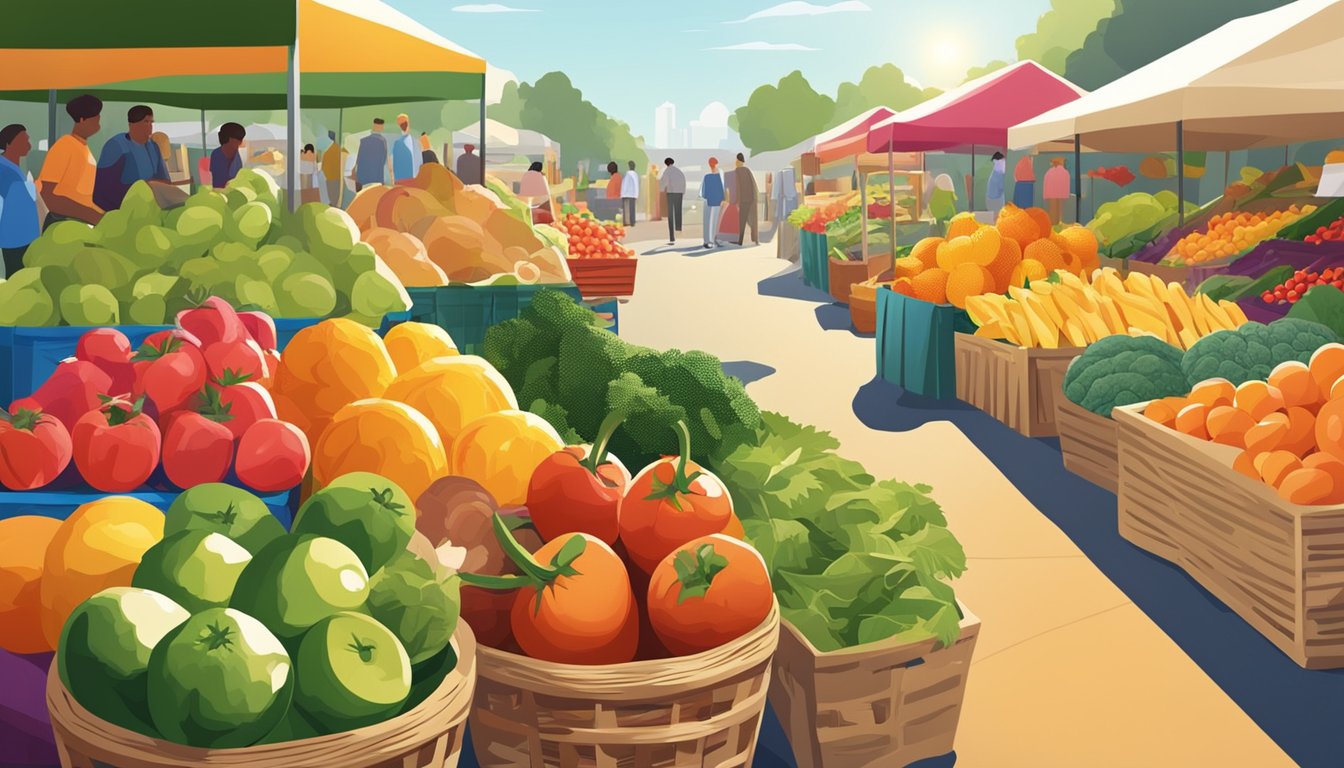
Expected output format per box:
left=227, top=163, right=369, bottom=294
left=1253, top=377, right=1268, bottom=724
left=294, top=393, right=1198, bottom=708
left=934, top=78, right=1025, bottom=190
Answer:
left=46, top=624, right=477, bottom=768
left=469, top=600, right=780, bottom=768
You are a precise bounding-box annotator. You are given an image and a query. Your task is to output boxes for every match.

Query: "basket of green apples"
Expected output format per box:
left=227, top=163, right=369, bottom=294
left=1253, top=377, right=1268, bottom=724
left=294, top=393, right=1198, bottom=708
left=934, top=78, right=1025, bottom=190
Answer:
left=45, top=475, right=474, bottom=768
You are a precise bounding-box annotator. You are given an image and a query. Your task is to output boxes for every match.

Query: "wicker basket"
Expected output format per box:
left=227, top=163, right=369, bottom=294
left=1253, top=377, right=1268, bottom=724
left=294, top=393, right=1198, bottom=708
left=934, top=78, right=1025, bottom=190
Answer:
left=769, top=603, right=979, bottom=768
left=469, top=600, right=779, bottom=768
left=46, top=625, right=477, bottom=768
left=827, top=253, right=893, bottom=305
left=567, top=258, right=639, bottom=299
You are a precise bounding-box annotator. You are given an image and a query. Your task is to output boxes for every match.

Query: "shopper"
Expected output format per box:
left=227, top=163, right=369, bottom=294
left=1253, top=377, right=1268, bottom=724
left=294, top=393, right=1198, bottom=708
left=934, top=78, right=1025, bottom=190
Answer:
left=321, top=130, right=346, bottom=206
left=391, top=113, right=421, bottom=184
left=354, top=118, right=389, bottom=191
left=929, top=173, right=958, bottom=226
left=299, top=144, right=322, bottom=203
left=1013, top=154, right=1036, bottom=208
left=605, top=161, right=621, bottom=200
left=37, top=93, right=103, bottom=228
left=456, top=143, right=482, bottom=185
left=0, top=124, right=38, bottom=277
left=701, top=156, right=725, bottom=248
left=93, top=105, right=171, bottom=211
left=209, top=122, right=246, bottom=189
left=734, top=153, right=758, bottom=246
left=420, top=133, right=439, bottom=166
left=621, top=160, right=640, bottom=226
left=659, top=157, right=685, bottom=246
left=1043, top=157, right=1071, bottom=225
left=986, top=151, right=1007, bottom=219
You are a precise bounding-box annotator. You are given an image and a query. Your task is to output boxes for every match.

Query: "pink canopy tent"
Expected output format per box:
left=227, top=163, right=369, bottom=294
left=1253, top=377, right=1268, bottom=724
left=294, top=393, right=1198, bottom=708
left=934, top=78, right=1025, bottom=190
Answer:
left=813, top=106, right=900, bottom=165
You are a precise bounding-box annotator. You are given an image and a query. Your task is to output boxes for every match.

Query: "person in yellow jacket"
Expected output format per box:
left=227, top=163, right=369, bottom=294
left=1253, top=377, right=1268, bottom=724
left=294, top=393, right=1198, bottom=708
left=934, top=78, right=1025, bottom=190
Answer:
left=321, top=131, right=347, bottom=208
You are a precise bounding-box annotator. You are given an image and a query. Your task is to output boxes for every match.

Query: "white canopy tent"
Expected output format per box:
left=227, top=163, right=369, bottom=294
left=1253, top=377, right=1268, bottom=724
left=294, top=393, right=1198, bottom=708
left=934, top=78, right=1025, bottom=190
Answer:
left=452, top=119, right=559, bottom=166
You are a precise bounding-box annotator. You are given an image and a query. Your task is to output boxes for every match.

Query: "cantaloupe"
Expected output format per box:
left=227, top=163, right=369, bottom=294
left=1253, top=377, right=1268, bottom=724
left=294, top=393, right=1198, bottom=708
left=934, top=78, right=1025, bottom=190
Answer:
left=346, top=185, right=391, bottom=232
left=363, top=227, right=448, bottom=287
left=420, top=215, right=490, bottom=283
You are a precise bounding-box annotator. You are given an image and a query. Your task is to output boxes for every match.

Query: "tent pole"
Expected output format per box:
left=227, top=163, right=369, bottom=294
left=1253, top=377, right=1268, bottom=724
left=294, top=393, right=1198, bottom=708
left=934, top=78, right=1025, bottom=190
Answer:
left=1176, top=121, right=1185, bottom=227
left=199, top=110, right=207, bottom=190
left=336, top=107, right=344, bottom=207
left=1073, top=134, right=1082, bottom=224
left=47, top=90, right=56, bottom=146
left=888, top=148, right=896, bottom=247
left=1224, top=150, right=1230, bottom=192
left=1285, top=145, right=1290, bottom=166
left=285, top=1, right=301, bottom=213
left=859, top=158, right=868, bottom=260
left=479, top=72, right=487, bottom=174
left=970, top=144, right=976, bottom=212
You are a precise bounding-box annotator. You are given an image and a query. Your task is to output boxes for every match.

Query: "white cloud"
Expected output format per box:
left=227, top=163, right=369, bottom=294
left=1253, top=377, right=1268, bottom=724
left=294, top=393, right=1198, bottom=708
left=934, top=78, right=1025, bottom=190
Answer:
left=709, top=41, right=820, bottom=51
left=451, top=3, right=538, bottom=12
left=725, top=1, right=869, bottom=24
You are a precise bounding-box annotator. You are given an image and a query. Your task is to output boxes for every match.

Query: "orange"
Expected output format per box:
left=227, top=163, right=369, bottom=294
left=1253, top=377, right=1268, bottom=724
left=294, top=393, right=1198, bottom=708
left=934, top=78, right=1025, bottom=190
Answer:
left=1058, top=226, right=1099, bottom=263
left=40, top=498, right=164, bottom=648
left=0, top=516, right=61, bottom=654
left=910, top=237, right=944, bottom=269
left=1256, top=450, right=1302, bottom=489
left=1023, top=239, right=1066, bottom=273
left=893, top=255, right=925, bottom=279
left=451, top=410, right=565, bottom=506
left=1188, top=378, right=1235, bottom=409
left=945, top=263, right=994, bottom=309
left=1234, top=380, right=1286, bottom=422
left=1304, top=453, right=1344, bottom=503
left=890, top=277, right=916, bottom=297
left=985, top=236, right=1022, bottom=293
left=936, top=236, right=973, bottom=271
left=1245, top=412, right=1291, bottom=454
left=1309, top=344, right=1344, bottom=396
left=1268, top=361, right=1321, bottom=410
left=967, top=226, right=1002, bottom=267
left=1026, top=207, right=1054, bottom=239
left=1205, top=405, right=1254, bottom=448
left=382, top=322, right=459, bottom=375
left=1010, top=258, right=1049, bottom=288
left=1282, top=407, right=1317, bottom=457
left=1144, top=397, right=1184, bottom=429
left=272, top=318, right=398, bottom=444
left=946, top=213, right=980, bottom=239
left=911, top=268, right=949, bottom=305
left=382, top=355, right=518, bottom=454
left=313, top=398, right=450, bottom=503
left=1175, top=403, right=1209, bottom=440
left=1278, top=468, right=1333, bottom=505
left=996, top=204, right=1038, bottom=249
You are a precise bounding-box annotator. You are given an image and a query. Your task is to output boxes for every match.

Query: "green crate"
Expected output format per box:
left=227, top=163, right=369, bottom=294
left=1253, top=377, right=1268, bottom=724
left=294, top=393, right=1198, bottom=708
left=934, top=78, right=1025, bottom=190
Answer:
left=417, top=284, right=582, bottom=354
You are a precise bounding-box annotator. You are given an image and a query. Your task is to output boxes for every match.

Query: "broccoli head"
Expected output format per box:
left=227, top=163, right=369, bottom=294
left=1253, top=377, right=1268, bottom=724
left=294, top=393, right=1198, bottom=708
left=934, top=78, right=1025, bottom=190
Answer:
left=557, top=324, right=633, bottom=437
left=606, top=372, right=688, bottom=461
left=1064, top=334, right=1187, bottom=417
left=1182, top=319, right=1339, bottom=386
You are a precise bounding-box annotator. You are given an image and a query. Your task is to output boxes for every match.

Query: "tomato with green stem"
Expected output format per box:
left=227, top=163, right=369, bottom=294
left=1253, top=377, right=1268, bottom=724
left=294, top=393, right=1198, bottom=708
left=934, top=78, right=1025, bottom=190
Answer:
left=460, top=515, right=637, bottom=665
left=646, top=534, right=772, bottom=656
left=71, top=395, right=162, bottom=492
left=526, top=411, right=631, bottom=545
left=0, top=407, right=72, bottom=490
left=618, top=420, right=734, bottom=574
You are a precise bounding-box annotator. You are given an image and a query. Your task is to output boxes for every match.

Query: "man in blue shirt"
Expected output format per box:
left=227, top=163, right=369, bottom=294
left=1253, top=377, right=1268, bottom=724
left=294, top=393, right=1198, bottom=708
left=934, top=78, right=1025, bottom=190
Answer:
left=700, top=156, right=726, bottom=249
left=93, top=105, right=169, bottom=211
left=355, top=118, right=390, bottom=191
left=0, top=124, right=39, bottom=277
left=391, top=113, right=421, bottom=184
left=210, top=122, right=246, bottom=189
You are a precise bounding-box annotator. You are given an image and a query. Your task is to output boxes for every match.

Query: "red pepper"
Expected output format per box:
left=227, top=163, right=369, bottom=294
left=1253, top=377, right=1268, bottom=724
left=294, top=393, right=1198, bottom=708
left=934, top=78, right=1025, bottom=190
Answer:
left=527, top=412, right=631, bottom=545
left=72, top=395, right=161, bottom=492
left=0, top=407, right=72, bottom=490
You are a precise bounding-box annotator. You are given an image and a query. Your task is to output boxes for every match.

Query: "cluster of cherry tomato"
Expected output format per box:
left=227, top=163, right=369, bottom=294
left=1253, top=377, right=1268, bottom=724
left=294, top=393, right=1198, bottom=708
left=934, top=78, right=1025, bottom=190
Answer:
left=1261, top=268, right=1344, bottom=305
left=1305, top=216, right=1344, bottom=245
left=0, top=299, right=310, bottom=494
left=559, top=214, right=634, bottom=259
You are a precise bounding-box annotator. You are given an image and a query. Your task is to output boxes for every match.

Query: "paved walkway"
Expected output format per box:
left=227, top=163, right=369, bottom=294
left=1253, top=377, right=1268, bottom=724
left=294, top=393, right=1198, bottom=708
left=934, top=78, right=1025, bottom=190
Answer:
left=618, top=238, right=1297, bottom=767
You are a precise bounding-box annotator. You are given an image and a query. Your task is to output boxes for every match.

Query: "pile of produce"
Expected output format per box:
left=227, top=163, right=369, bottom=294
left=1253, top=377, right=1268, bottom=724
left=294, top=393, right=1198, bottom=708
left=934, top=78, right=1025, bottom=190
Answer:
left=1260, top=268, right=1344, bottom=306
left=1087, top=165, right=1136, bottom=187
left=1087, top=191, right=1194, bottom=252
left=1141, top=345, right=1344, bottom=506
left=1166, top=205, right=1315, bottom=265
left=349, top=164, right=570, bottom=288
left=553, top=213, right=634, bottom=259
left=37, top=474, right=462, bottom=746
left=1, top=300, right=310, bottom=494
left=1303, top=216, right=1344, bottom=245
left=893, top=206, right=1100, bottom=310
left=966, top=268, right=1248, bottom=350
left=452, top=416, right=774, bottom=663
left=1063, top=316, right=1339, bottom=418
left=1225, top=163, right=1325, bottom=205
left=0, top=173, right=410, bottom=328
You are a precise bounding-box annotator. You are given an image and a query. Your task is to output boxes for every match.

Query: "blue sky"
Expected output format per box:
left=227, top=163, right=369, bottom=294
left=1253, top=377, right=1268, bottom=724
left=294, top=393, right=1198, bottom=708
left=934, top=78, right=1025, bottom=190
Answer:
left=386, top=0, right=1053, bottom=140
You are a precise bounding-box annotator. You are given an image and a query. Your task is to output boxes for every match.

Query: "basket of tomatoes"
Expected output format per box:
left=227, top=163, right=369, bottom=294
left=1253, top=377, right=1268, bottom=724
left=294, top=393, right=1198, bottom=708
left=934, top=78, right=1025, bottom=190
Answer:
left=439, top=414, right=779, bottom=768
left=558, top=214, right=639, bottom=299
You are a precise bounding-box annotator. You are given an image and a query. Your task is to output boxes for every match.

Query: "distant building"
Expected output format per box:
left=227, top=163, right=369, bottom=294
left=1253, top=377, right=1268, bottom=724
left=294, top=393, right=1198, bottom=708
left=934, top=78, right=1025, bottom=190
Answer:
left=689, top=102, right=731, bottom=150
left=655, top=102, right=678, bottom=149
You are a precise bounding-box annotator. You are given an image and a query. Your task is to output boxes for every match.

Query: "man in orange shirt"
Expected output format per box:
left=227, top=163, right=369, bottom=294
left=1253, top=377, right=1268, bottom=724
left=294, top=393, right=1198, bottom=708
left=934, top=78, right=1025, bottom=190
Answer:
left=37, top=94, right=104, bottom=229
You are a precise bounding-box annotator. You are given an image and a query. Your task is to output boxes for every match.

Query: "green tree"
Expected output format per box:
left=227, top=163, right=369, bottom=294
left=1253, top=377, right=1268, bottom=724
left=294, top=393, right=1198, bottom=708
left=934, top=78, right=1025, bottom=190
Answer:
left=515, top=72, right=646, bottom=175
left=963, top=60, right=1010, bottom=83
left=1016, top=0, right=1114, bottom=74
left=733, top=70, right=835, bottom=154
left=1065, top=0, right=1295, bottom=89
left=489, top=80, right=524, bottom=127
left=831, top=64, right=929, bottom=127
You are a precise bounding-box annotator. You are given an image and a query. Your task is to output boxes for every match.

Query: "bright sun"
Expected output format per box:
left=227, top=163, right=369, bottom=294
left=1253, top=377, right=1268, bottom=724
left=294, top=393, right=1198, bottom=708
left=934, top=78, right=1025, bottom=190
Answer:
left=922, top=31, right=969, bottom=85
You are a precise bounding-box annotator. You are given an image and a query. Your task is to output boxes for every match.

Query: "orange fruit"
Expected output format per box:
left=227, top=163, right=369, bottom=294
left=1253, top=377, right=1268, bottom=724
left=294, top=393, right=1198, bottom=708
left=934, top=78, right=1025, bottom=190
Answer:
left=1010, top=258, right=1049, bottom=288
left=1256, top=450, right=1303, bottom=489
left=1026, top=207, right=1054, bottom=239
left=1058, top=226, right=1099, bottom=263
left=1234, top=380, right=1286, bottom=421
left=1245, top=412, right=1291, bottom=454
left=1144, top=397, right=1185, bottom=428
left=910, top=237, right=944, bottom=269
left=382, top=355, right=519, bottom=454
left=1268, top=361, right=1321, bottom=410
left=967, top=226, right=1002, bottom=267
left=1175, top=403, right=1210, bottom=440
left=1304, top=453, right=1344, bottom=503
left=936, top=236, right=973, bottom=271
left=313, top=397, right=450, bottom=503
left=911, top=268, right=949, bottom=305
left=1023, top=239, right=1066, bottom=273
left=1282, top=407, right=1317, bottom=457
left=893, top=255, right=925, bottom=279
left=890, top=277, right=915, bottom=297
left=451, top=410, right=565, bottom=506
left=1309, top=344, right=1344, bottom=396
left=1189, top=378, right=1235, bottom=409
left=985, top=237, right=1022, bottom=293
left=946, top=213, right=980, bottom=239
left=946, top=263, right=994, bottom=309
left=382, top=322, right=458, bottom=375
left=1205, top=405, right=1254, bottom=448
left=0, top=516, right=62, bottom=654
left=1232, top=450, right=1260, bottom=481
left=996, top=205, right=1038, bottom=249
left=1278, top=467, right=1333, bottom=505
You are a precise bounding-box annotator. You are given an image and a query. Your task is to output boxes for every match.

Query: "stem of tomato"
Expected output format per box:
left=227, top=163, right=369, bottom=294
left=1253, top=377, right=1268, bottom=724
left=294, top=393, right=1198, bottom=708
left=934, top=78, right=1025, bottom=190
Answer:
left=457, top=514, right=587, bottom=597
left=644, top=420, right=703, bottom=508
left=579, top=410, right=626, bottom=476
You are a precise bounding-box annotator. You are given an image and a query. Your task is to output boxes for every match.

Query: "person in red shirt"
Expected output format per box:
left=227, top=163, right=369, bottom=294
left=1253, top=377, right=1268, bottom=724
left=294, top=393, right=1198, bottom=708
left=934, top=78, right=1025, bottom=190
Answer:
left=605, top=161, right=621, bottom=199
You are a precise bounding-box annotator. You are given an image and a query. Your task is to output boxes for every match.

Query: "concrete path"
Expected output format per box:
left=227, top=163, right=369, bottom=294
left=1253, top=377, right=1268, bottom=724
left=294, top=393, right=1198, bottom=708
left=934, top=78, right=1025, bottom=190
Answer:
left=618, top=239, right=1296, bottom=768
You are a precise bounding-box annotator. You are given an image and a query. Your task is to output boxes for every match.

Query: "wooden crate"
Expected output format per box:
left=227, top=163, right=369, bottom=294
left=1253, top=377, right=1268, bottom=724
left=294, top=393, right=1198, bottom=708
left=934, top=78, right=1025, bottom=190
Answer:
left=1055, top=398, right=1120, bottom=493
left=566, top=258, right=638, bottom=299
left=769, top=604, right=979, bottom=768
left=1115, top=405, right=1344, bottom=669
left=953, top=333, right=1081, bottom=437
left=828, top=253, right=893, bottom=305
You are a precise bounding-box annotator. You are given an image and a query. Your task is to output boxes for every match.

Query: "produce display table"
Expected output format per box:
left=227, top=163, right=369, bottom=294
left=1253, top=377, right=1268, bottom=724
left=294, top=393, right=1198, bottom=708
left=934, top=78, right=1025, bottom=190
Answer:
left=405, top=284, right=581, bottom=355
left=0, top=485, right=295, bottom=526
left=1054, top=398, right=1119, bottom=492
left=875, top=290, right=959, bottom=400
left=1115, top=404, right=1344, bottom=669
left=801, top=231, right=830, bottom=291
left=953, top=334, right=1080, bottom=438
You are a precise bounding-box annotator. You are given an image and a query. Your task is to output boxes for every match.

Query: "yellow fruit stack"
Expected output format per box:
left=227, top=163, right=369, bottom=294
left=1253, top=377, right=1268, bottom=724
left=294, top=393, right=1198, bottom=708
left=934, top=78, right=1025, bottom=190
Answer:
left=965, top=268, right=1249, bottom=350
left=899, top=205, right=1099, bottom=308
left=1169, top=204, right=1315, bottom=264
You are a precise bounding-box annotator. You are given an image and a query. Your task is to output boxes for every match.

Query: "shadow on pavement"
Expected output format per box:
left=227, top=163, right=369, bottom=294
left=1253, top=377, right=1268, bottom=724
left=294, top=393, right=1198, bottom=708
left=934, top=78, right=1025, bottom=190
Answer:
left=723, top=360, right=776, bottom=386
left=757, top=266, right=832, bottom=304
left=815, top=303, right=862, bottom=334
left=853, top=375, right=1344, bottom=768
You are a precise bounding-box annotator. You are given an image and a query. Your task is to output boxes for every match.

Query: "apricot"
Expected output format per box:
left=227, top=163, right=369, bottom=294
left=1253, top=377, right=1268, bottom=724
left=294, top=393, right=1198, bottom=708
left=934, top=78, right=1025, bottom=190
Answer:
left=1234, top=380, right=1286, bottom=422
left=1255, top=450, right=1302, bottom=488
left=1188, top=378, right=1235, bottom=409
left=1268, top=361, right=1321, bottom=410
left=1277, top=468, right=1334, bottom=505
left=1175, top=403, right=1209, bottom=440
left=1205, top=405, right=1255, bottom=448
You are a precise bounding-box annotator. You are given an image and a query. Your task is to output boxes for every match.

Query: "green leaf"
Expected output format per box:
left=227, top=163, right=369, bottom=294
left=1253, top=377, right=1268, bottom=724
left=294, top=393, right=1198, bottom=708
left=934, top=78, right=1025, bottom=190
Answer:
left=742, top=517, right=813, bottom=574
left=896, top=526, right=968, bottom=579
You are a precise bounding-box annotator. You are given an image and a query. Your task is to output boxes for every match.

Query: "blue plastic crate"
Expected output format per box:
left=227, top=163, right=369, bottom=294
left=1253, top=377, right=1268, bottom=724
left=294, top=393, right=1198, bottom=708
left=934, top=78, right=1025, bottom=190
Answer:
left=585, top=299, right=620, bottom=335
left=425, top=284, right=582, bottom=355
left=0, top=485, right=296, bottom=528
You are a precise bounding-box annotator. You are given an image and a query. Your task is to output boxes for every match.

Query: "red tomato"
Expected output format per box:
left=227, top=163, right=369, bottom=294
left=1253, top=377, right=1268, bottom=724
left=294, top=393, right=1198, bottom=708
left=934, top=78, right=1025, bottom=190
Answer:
left=237, top=311, right=279, bottom=352
left=0, top=407, right=72, bottom=490
left=209, top=378, right=277, bottom=440
left=204, top=339, right=268, bottom=383
left=646, top=534, right=772, bottom=656
left=11, top=360, right=111, bottom=434
left=161, top=411, right=234, bottom=489
left=75, top=328, right=135, bottom=397
left=132, top=333, right=207, bottom=413
left=234, top=419, right=310, bottom=492
left=71, top=396, right=161, bottom=492
left=527, top=413, right=631, bottom=545
left=176, top=296, right=246, bottom=348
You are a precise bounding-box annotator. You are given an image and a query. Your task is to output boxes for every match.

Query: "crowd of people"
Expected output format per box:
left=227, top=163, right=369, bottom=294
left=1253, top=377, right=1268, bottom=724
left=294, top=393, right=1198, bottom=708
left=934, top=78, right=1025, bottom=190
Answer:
left=600, top=152, right=760, bottom=248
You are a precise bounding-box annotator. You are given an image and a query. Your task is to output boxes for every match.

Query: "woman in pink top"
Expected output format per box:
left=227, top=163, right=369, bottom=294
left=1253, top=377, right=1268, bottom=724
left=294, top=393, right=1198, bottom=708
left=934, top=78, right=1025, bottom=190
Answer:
left=1042, top=157, right=1071, bottom=225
